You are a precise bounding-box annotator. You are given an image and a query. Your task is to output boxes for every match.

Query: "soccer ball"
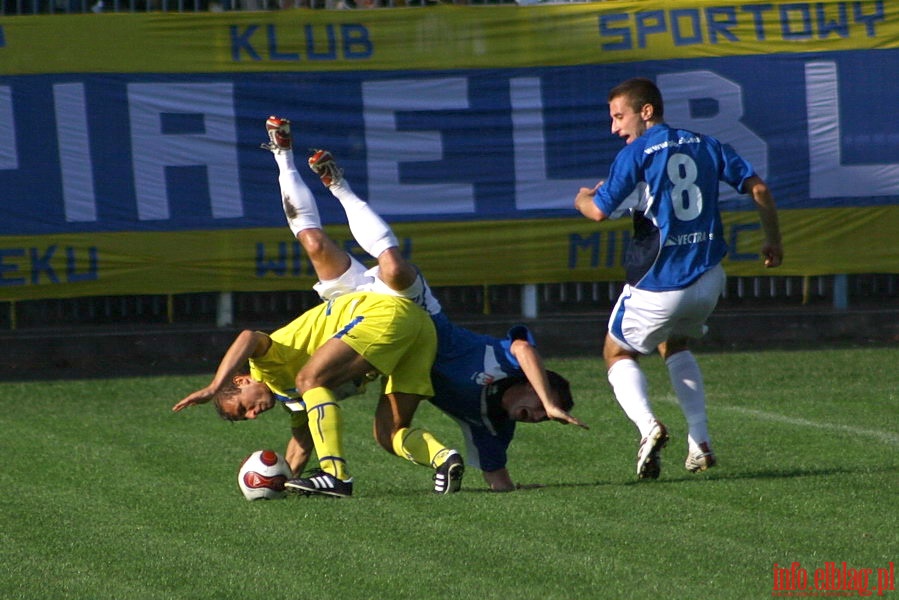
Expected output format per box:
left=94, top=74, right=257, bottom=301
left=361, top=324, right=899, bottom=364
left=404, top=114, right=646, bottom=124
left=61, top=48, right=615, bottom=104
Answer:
left=237, top=449, right=291, bottom=501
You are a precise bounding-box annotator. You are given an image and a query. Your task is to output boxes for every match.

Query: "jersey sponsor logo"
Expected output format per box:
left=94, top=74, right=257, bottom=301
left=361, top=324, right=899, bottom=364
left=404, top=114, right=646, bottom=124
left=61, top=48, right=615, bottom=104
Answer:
left=664, top=231, right=711, bottom=246
left=643, top=135, right=701, bottom=155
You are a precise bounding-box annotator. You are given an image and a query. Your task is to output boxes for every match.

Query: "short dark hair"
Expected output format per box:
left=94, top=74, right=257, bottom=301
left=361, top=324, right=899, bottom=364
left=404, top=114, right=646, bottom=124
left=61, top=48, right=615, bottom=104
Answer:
left=489, top=369, right=575, bottom=424
left=546, top=370, right=574, bottom=411
left=608, top=77, right=664, bottom=120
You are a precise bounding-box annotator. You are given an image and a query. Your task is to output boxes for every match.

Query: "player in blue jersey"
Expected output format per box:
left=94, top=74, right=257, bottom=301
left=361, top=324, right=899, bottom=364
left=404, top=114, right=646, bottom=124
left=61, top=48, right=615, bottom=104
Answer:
left=426, top=312, right=578, bottom=484
left=574, top=78, right=783, bottom=480
left=263, top=116, right=586, bottom=492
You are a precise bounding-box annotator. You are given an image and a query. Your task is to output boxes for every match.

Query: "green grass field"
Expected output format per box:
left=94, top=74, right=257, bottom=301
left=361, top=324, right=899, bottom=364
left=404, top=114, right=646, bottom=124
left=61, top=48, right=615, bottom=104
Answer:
left=2, top=346, right=897, bottom=600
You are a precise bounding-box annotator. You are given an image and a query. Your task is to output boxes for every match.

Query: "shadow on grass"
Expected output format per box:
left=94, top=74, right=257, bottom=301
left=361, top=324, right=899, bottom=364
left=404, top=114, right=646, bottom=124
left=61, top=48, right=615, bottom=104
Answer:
left=279, top=464, right=898, bottom=499
left=478, top=464, right=899, bottom=492
left=618, top=463, right=899, bottom=486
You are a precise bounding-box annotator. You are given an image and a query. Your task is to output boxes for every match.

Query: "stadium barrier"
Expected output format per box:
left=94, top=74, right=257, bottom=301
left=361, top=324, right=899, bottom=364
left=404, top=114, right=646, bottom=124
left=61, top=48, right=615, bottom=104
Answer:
left=2, top=274, right=897, bottom=332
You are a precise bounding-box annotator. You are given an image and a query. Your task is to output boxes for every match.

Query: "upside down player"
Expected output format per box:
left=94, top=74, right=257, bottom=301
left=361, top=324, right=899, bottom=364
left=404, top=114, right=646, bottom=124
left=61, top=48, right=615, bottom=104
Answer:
left=262, top=115, right=587, bottom=492
left=171, top=288, right=439, bottom=498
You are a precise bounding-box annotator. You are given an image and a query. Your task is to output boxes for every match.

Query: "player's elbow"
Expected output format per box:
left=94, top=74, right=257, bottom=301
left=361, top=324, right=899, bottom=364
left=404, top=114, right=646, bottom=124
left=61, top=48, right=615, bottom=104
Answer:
left=744, top=176, right=772, bottom=201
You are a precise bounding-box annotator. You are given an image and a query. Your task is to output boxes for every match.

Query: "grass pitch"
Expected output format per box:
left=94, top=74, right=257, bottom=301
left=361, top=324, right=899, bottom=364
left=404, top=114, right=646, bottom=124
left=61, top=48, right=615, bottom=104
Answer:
left=1, top=346, right=896, bottom=599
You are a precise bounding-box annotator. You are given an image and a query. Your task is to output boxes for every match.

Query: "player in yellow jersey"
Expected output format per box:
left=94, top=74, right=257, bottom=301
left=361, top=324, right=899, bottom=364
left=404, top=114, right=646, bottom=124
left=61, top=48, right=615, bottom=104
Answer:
left=172, top=289, right=439, bottom=498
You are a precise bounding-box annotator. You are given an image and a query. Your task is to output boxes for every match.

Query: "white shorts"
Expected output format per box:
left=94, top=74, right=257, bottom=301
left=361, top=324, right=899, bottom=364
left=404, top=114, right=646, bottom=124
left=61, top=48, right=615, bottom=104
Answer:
left=607, top=264, right=725, bottom=355
left=312, top=256, right=372, bottom=300
left=312, top=256, right=442, bottom=315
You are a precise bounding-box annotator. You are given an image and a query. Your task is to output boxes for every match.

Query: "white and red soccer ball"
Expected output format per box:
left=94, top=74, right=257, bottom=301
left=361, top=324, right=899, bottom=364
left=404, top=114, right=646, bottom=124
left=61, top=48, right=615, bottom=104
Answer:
left=237, top=450, right=290, bottom=500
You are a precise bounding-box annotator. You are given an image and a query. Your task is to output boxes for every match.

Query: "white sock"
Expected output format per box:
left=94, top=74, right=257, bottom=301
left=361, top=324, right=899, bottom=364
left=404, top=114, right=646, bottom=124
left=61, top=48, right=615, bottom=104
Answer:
left=274, top=150, right=321, bottom=236
left=666, top=351, right=710, bottom=451
left=329, top=180, right=398, bottom=259
left=607, top=359, right=655, bottom=438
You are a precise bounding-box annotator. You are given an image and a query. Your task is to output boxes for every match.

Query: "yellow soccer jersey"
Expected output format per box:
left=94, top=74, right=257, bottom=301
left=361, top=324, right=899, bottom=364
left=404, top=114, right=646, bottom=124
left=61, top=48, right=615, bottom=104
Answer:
left=249, top=291, right=436, bottom=401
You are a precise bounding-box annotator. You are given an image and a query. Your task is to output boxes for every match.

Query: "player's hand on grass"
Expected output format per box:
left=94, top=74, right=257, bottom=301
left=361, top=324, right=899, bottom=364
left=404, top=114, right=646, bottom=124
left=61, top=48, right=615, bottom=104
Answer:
left=492, top=482, right=545, bottom=493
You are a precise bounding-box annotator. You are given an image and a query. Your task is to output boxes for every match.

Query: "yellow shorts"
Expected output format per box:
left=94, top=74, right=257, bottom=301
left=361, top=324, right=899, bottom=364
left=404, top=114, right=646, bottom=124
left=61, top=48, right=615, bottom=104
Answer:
left=259, top=291, right=436, bottom=398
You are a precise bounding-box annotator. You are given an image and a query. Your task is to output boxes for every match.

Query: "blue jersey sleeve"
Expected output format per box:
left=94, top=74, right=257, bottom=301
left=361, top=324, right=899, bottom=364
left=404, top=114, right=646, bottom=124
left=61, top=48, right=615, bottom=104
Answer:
left=594, top=145, right=648, bottom=220
left=717, top=141, right=756, bottom=193
left=497, top=323, right=534, bottom=368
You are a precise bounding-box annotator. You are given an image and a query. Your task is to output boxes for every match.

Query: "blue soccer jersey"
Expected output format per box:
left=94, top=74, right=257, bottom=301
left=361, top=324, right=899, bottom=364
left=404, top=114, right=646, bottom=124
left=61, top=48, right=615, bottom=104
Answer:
left=594, top=123, right=756, bottom=291
left=427, top=311, right=535, bottom=473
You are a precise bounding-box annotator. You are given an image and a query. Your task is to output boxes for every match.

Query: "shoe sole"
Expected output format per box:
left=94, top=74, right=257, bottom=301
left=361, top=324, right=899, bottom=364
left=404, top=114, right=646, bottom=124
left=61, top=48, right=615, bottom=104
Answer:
left=284, top=481, right=351, bottom=498
left=435, top=462, right=464, bottom=495
left=686, top=455, right=717, bottom=473
left=283, top=484, right=311, bottom=496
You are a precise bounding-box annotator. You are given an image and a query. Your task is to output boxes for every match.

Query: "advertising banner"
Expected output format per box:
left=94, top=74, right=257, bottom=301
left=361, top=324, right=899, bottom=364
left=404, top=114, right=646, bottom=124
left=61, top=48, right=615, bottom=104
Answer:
left=1, top=1, right=897, bottom=300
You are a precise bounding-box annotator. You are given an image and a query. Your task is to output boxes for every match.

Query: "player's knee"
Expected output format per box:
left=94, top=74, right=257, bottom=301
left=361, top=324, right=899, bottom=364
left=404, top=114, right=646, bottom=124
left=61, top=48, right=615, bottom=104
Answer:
left=295, top=370, right=326, bottom=395
left=377, top=251, right=416, bottom=290
left=603, top=336, right=635, bottom=366
left=660, top=337, right=690, bottom=359
left=297, top=229, right=330, bottom=260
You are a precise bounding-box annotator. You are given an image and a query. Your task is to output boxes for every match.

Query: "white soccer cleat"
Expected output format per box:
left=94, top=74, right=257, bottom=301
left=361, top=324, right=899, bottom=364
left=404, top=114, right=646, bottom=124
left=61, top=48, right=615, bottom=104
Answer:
left=307, top=148, right=344, bottom=188
left=636, top=420, right=669, bottom=480
left=685, top=441, right=717, bottom=473
left=260, top=115, right=292, bottom=153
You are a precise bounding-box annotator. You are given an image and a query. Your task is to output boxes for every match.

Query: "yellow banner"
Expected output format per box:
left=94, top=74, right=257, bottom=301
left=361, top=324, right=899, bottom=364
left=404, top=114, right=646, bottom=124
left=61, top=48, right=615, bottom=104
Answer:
left=2, top=1, right=896, bottom=75
left=3, top=206, right=897, bottom=301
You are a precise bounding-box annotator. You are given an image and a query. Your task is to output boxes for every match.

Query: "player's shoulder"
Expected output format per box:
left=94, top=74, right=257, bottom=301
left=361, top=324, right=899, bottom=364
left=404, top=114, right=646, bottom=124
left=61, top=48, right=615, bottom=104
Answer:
left=619, top=124, right=674, bottom=161
left=668, top=125, right=723, bottom=150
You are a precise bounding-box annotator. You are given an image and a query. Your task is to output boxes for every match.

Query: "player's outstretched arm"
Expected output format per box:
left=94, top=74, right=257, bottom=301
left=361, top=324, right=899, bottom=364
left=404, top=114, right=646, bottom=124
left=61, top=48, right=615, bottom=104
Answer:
left=509, top=339, right=588, bottom=429
left=171, top=330, right=271, bottom=412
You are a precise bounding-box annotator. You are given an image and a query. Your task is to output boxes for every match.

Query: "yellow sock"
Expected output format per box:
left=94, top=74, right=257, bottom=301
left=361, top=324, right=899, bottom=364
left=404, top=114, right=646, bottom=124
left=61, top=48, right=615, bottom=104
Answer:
left=392, top=427, right=453, bottom=468
left=302, top=387, right=348, bottom=481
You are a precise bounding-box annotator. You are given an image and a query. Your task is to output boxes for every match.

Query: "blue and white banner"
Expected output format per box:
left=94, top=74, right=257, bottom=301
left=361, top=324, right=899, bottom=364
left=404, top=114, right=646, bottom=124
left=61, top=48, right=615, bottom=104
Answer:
left=1, top=2, right=897, bottom=299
